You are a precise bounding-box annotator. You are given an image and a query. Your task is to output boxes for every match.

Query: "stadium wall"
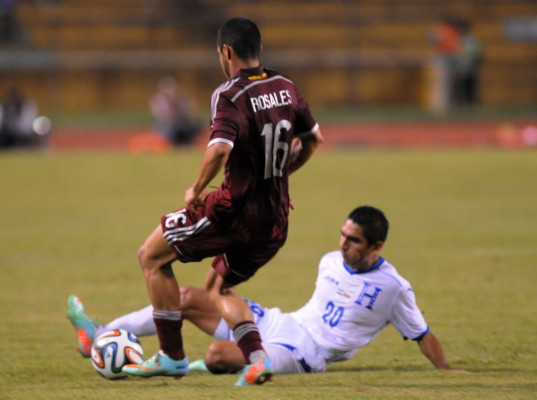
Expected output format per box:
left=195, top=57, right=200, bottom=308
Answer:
left=1, top=0, right=537, bottom=113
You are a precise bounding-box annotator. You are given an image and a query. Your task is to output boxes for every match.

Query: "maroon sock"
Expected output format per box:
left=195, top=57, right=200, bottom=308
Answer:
left=233, top=321, right=264, bottom=364
left=153, top=310, right=185, bottom=361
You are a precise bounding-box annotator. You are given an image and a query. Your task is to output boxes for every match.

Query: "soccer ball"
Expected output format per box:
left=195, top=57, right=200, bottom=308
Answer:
left=90, top=329, right=144, bottom=379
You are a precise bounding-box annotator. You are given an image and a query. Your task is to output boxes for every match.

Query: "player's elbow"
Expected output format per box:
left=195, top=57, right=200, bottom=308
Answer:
left=313, top=128, right=324, bottom=147
left=208, top=141, right=232, bottom=159
left=302, top=129, right=324, bottom=154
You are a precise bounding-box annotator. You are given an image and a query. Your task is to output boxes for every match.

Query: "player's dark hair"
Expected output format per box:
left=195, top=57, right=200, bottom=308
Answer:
left=217, top=17, right=261, bottom=60
left=348, top=206, right=389, bottom=245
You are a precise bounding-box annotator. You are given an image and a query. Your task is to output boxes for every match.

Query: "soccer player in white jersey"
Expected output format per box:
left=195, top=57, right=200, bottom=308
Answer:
left=68, top=206, right=464, bottom=374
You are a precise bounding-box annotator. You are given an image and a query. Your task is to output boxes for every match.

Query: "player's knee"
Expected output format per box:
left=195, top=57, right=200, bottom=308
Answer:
left=137, top=244, right=163, bottom=278
left=204, top=343, right=239, bottom=374
left=137, top=244, right=150, bottom=271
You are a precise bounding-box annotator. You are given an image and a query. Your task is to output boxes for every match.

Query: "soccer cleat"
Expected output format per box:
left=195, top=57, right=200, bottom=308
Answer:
left=67, top=295, right=98, bottom=358
left=122, top=351, right=189, bottom=378
left=235, top=357, right=274, bottom=386
left=188, top=359, right=208, bottom=372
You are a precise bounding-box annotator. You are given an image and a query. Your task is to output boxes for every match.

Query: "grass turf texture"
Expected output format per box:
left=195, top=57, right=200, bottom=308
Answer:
left=1, top=148, right=536, bottom=399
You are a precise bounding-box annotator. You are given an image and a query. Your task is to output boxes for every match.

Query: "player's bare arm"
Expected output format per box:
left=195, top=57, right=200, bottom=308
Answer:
left=288, top=128, right=324, bottom=174
left=417, top=331, right=466, bottom=372
left=185, top=141, right=232, bottom=209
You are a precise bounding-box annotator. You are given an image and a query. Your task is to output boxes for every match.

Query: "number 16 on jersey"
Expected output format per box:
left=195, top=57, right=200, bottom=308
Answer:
left=261, top=120, right=291, bottom=179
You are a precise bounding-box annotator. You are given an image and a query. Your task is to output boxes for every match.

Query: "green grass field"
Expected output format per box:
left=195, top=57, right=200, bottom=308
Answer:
left=1, top=148, right=536, bottom=399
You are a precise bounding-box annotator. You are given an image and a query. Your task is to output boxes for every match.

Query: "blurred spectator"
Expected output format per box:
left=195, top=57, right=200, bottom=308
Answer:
left=0, top=87, right=51, bottom=149
left=429, top=16, right=460, bottom=111
left=452, top=18, right=483, bottom=106
left=149, top=76, right=202, bottom=146
left=429, top=17, right=482, bottom=110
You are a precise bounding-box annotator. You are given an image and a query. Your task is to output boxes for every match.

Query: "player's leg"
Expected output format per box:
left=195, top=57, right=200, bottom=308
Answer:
left=180, top=285, right=223, bottom=335
left=67, top=286, right=223, bottom=361
left=123, top=224, right=188, bottom=377
left=101, top=286, right=221, bottom=338
left=67, top=295, right=155, bottom=358
left=204, top=265, right=273, bottom=386
left=98, top=305, right=156, bottom=338
left=138, top=224, right=179, bottom=310
left=204, top=267, right=255, bottom=331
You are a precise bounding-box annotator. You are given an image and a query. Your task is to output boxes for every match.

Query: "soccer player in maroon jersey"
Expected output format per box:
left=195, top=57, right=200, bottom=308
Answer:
left=122, top=17, right=323, bottom=385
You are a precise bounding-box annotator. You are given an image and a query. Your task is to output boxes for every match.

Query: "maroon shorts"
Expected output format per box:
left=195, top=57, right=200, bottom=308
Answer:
left=161, top=205, right=287, bottom=286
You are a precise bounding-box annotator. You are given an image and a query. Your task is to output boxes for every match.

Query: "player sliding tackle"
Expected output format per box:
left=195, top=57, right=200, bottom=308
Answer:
left=70, top=17, right=323, bottom=386
left=68, top=206, right=466, bottom=376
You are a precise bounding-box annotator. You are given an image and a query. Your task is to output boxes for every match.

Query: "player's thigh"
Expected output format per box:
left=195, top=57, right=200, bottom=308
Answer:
left=162, top=206, right=232, bottom=262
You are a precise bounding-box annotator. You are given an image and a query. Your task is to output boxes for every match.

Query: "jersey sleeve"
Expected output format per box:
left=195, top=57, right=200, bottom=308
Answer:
left=389, top=286, right=429, bottom=341
left=292, top=86, right=318, bottom=138
left=209, top=92, right=240, bottom=146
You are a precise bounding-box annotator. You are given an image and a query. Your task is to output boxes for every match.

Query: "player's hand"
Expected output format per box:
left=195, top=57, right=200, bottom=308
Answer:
left=185, top=186, right=207, bottom=210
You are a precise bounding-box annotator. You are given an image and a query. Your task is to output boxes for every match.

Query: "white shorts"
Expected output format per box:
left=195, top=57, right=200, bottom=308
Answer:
left=212, top=300, right=326, bottom=374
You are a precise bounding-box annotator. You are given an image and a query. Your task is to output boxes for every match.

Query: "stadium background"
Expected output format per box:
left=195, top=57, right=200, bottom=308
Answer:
left=2, top=0, right=537, bottom=149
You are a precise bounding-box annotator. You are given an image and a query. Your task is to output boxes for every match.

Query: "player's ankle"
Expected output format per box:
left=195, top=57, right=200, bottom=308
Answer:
left=249, top=350, right=268, bottom=364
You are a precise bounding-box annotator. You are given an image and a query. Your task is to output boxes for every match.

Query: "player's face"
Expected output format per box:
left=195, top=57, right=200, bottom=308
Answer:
left=217, top=45, right=231, bottom=79
left=339, top=219, right=381, bottom=272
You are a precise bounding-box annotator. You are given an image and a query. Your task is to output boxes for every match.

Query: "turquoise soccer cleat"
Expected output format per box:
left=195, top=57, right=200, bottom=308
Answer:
left=67, top=295, right=98, bottom=358
left=122, top=351, right=189, bottom=378
left=235, top=357, right=274, bottom=386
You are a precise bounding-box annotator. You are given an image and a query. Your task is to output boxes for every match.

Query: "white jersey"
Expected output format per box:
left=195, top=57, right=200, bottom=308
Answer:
left=290, top=251, right=428, bottom=365
left=212, top=251, right=429, bottom=373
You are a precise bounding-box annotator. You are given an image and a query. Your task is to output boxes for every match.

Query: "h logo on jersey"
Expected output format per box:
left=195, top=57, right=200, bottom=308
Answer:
left=355, top=282, right=382, bottom=311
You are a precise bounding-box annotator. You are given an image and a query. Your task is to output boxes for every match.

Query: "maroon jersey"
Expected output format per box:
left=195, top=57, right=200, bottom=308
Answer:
left=207, top=65, right=318, bottom=238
